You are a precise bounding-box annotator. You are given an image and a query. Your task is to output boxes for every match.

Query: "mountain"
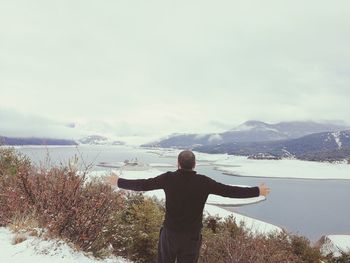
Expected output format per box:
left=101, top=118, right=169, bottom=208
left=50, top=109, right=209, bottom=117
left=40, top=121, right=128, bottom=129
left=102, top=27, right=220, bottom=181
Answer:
left=0, top=135, right=126, bottom=146
left=78, top=135, right=125, bottom=145
left=142, top=121, right=349, bottom=148
left=194, top=130, right=350, bottom=162
left=0, top=136, right=77, bottom=146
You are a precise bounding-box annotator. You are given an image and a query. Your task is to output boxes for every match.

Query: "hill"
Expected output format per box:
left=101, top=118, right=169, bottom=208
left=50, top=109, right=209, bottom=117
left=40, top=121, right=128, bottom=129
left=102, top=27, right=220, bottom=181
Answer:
left=78, top=135, right=125, bottom=145
left=194, top=130, right=350, bottom=162
left=0, top=136, right=77, bottom=146
left=142, top=121, right=349, bottom=148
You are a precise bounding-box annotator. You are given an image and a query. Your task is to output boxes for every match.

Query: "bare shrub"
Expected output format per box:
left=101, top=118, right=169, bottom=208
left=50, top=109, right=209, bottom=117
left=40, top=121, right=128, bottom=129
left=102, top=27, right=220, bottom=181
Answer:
left=108, top=193, right=165, bottom=263
left=199, top=216, right=323, bottom=263
left=0, top=147, right=32, bottom=225
left=0, top=148, right=122, bottom=256
left=290, top=234, right=322, bottom=262
left=19, top=167, right=121, bottom=254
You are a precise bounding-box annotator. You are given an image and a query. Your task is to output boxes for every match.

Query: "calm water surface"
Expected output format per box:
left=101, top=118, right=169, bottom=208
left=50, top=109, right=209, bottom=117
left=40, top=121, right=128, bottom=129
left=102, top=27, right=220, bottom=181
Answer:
left=16, top=145, right=350, bottom=242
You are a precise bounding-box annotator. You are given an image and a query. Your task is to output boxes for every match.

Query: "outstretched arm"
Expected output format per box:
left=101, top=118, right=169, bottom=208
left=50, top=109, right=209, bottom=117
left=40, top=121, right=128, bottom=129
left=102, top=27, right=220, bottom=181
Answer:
left=207, top=177, right=270, bottom=198
left=104, top=170, right=167, bottom=191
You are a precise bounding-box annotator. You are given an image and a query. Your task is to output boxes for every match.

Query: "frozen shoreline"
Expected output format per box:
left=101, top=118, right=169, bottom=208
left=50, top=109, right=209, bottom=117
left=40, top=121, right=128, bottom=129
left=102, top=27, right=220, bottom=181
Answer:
left=143, top=147, right=350, bottom=180
left=213, top=160, right=350, bottom=180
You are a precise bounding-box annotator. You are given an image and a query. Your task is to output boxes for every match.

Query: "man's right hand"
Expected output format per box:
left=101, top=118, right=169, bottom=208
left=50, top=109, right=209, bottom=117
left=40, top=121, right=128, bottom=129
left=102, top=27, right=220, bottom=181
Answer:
left=259, top=183, right=271, bottom=197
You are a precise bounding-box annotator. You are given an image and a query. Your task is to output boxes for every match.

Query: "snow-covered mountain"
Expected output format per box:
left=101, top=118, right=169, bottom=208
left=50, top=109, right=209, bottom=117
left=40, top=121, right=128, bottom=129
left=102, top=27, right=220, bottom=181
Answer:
left=78, top=135, right=125, bottom=145
left=142, top=121, right=349, bottom=148
left=0, top=136, right=77, bottom=146
left=194, top=130, right=350, bottom=162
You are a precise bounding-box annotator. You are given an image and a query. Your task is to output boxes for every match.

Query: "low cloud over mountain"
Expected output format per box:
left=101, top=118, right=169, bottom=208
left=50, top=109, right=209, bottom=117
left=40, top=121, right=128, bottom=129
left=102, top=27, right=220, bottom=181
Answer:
left=142, top=120, right=350, bottom=148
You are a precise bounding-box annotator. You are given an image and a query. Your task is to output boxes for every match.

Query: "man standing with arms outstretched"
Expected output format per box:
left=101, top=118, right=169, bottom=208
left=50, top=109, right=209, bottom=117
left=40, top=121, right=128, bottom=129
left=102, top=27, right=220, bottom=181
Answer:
left=106, top=150, right=270, bottom=263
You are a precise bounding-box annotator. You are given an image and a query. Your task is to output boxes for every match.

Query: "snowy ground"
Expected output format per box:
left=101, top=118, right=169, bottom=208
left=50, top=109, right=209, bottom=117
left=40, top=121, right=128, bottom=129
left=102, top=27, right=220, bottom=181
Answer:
left=204, top=204, right=281, bottom=235
left=320, top=235, right=350, bottom=257
left=90, top=169, right=281, bottom=235
left=144, top=148, right=350, bottom=180
left=213, top=156, right=350, bottom=180
left=0, top=228, right=129, bottom=263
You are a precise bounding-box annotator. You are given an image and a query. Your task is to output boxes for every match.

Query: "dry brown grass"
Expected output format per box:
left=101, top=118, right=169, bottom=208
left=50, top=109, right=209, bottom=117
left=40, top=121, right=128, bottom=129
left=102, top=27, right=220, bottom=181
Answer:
left=12, top=233, right=27, bottom=245
left=8, top=213, right=39, bottom=233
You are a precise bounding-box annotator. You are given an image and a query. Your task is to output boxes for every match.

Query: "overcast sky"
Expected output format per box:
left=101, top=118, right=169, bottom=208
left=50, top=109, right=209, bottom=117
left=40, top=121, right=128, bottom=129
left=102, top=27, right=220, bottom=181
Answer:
left=1, top=0, right=349, bottom=143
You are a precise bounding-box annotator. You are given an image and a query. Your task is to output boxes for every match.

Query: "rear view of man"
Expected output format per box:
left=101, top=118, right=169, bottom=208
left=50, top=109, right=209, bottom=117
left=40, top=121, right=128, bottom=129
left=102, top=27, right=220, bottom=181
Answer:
left=106, top=150, right=270, bottom=263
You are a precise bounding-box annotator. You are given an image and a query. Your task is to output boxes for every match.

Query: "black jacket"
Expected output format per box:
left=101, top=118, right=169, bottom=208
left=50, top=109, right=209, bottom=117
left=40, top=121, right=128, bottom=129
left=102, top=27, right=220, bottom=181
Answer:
left=118, top=169, right=260, bottom=234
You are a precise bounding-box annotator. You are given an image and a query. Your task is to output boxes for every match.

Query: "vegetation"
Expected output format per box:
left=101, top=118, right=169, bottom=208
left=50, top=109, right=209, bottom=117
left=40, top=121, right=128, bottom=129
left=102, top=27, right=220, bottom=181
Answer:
left=1, top=147, right=349, bottom=262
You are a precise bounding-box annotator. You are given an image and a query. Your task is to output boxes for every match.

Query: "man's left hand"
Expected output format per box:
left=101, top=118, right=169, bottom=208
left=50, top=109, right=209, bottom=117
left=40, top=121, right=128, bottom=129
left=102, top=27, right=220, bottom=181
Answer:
left=104, top=170, right=119, bottom=187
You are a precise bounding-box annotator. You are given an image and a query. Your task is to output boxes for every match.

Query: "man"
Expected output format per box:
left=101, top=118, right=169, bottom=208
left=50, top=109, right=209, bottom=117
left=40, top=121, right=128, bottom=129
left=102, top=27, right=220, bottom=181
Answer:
left=105, top=150, right=270, bottom=263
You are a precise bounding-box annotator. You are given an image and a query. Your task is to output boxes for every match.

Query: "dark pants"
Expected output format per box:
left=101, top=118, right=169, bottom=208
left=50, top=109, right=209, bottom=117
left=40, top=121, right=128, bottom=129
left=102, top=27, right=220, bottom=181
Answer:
left=157, top=226, right=202, bottom=263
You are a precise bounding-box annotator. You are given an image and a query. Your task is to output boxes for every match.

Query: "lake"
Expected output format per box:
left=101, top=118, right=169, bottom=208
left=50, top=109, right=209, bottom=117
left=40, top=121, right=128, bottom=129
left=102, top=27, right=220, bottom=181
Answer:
left=15, top=145, right=350, bottom=242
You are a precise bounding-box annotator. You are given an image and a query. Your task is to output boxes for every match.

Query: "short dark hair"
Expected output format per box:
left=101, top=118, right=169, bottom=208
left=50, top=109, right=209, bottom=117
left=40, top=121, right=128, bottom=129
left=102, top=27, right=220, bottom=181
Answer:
left=178, top=150, right=196, bottom=170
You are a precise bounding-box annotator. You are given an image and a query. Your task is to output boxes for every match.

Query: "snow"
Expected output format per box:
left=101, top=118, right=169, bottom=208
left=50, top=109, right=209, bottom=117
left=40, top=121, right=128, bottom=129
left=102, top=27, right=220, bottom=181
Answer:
left=144, top=148, right=229, bottom=162
left=194, top=133, right=207, bottom=140
left=263, top=127, right=279, bottom=132
left=146, top=148, right=179, bottom=158
left=332, top=132, right=342, bottom=149
left=320, top=235, right=350, bottom=257
left=230, top=122, right=279, bottom=133
left=195, top=152, right=229, bottom=162
left=136, top=147, right=350, bottom=180
left=149, top=163, right=175, bottom=168
left=0, top=228, right=129, bottom=263
left=97, top=162, right=125, bottom=168
left=281, top=149, right=295, bottom=158
left=212, top=155, right=350, bottom=180
left=204, top=205, right=282, bottom=235
left=144, top=148, right=350, bottom=180
left=207, top=194, right=265, bottom=206
left=231, top=123, right=254, bottom=131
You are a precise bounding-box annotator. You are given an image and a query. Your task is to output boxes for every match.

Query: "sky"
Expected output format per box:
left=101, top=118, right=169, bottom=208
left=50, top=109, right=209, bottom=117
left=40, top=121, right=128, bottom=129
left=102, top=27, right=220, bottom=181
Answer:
left=1, top=0, right=350, bottom=144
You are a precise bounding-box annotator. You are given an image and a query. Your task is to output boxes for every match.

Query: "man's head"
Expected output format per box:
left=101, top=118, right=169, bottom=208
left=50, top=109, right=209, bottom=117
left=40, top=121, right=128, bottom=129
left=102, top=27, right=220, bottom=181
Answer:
left=178, top=150, right=196, bottom=170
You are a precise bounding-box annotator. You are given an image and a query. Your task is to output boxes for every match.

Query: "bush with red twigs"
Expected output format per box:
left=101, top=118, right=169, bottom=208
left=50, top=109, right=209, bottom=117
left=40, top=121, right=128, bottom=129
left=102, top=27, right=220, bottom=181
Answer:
left=0, top=147, right=121, bottom=255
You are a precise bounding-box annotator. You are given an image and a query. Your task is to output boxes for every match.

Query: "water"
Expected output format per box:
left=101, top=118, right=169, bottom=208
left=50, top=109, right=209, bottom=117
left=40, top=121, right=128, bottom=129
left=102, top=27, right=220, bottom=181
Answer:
left=15, top=145, right=350, bottom=243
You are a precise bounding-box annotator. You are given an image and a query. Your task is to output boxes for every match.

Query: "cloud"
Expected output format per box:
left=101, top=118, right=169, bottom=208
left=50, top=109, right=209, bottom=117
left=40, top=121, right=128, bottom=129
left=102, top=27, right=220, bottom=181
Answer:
left=0, top=0, right=349, bottom=139
left=0, top=107, right=79, bottom=139
left=208, top=134, right=223, bottom=143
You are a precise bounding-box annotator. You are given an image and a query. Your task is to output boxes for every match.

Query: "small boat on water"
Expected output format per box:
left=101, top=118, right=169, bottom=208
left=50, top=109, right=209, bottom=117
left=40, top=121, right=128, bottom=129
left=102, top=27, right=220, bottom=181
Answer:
left=97, top=161, right=125, bottom=168
left=97, top=158, right=150, bottom=171
left=122, top=158, right=150, bottom=171
left=97, top=158, right=175, bottom=170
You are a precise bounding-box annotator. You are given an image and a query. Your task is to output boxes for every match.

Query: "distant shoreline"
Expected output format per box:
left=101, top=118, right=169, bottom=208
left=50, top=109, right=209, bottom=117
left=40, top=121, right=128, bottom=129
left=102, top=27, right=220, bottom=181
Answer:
left=219, top=170, right=350, bottom=181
